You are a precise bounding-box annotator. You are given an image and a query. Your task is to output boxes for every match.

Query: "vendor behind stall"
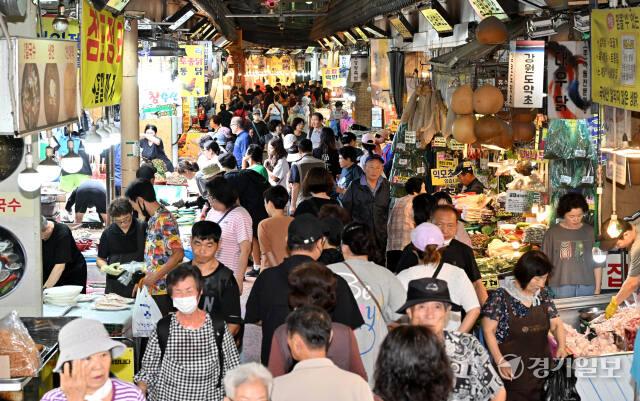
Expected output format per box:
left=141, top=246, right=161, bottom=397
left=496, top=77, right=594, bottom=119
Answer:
left=97, top=198, right=147, bottom=297
left=600, top=220, right=639, bottom=318
left=453, top=160, right=484, bottom=194
left=65, top=180, right=108, bottom=225
left=41, top=217, right=87, bottom=292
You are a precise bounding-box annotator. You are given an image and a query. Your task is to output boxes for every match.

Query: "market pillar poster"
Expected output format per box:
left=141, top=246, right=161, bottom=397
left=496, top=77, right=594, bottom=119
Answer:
left=178, top=45, right=205, bottom=97
left=546, top=41, right=592, bottom=120
left=322, top=67, right=343, bottom=88
left=81, top=0, right=124, bottom=108
left=507, top=40, right=545, bottom=108
left=592, top=8, right=640, bottom=112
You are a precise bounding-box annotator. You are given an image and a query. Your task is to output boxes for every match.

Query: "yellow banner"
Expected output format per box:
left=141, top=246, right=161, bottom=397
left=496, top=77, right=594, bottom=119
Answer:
left=592, top=8, right=640, bottom=111
left=38, top=15, right=80, bottom=41
left=178, top=45, right=205, bottom=97
left=81, top=0, right=124, bottom=108
left=110, top=347, right=134, bottom=382
left=431, top=167, right=457, bottom=186
left=322, top=67, right=343, bottom=88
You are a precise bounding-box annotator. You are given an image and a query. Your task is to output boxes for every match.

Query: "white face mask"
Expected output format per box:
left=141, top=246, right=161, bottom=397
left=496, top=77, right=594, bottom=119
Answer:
left=85, top=378, right=112, bottom=401
left=173, top=296, right=198, bottom=314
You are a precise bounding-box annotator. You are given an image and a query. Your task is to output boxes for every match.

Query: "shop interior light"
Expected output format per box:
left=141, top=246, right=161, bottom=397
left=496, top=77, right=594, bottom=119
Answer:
left=330, top=35, right=345, bottom=47
left=96, top=120, right=110, bottom=141
left=60, top=139, right=83, bottom=174
left=343, top=30, right=357, bottom=44
left=213, top=37, right=231, bottom=48
left=52, top=1, right=69, bottom=33
left=362, top=23, right=388, bottom=38
left=150, top=39, right=187, bottom=57
left=189, top=19, right=210, bottom=37
left=527, top=15, right=556, bottom=38
left=198, top=24, right=214, bottom=39
left=37, top=145, right=61, bottom=182
left=17, top=136, right=42, bottom=193
left=573, top=11, right=590, bottom=33
left=202, top=27, right=217, bottom=41
left=84, top=124, right=106, bottom=156
left=352, top=27, right=370, bottom=42
left=593, top=247, right=607, bottom=263
left=166, top=4, right=196, bottom=31
left=389, top=13, right=415, bottom=40
left=108, top=121, right=121, bottom=146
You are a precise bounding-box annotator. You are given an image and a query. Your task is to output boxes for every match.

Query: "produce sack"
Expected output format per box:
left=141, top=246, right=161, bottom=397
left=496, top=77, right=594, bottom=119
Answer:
left=132, top=286, right=162, bottom=337
left=541, top=356, right=581, bottom=401
left=0, top=311, right=39, bottom=377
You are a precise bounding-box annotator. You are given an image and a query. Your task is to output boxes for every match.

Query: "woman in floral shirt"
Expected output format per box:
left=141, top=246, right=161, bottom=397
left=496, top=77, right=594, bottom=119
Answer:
left=482, top=250, right=566, bottom=401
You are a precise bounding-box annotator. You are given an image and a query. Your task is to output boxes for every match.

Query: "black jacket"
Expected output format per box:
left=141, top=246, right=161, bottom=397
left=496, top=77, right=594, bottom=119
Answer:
left=342, top=178, right=391, bottom=250
left=224, top=169, right=270, bottom=233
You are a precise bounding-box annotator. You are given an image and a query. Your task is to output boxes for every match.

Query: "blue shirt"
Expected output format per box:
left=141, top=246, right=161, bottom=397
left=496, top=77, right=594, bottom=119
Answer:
left=360, top=175, right=384, bottom=194
left=337, top=164, right=363, bottom=190
left=233, top=131, right=251, bottom=168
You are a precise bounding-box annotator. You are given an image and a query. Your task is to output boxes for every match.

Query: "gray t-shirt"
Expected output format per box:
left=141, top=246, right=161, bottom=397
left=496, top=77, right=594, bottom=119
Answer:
left=628, top=226, right=640, bottom=277
left=327, top=259, right=405, bottom=387
left=542, top=223, right=600, bottom=287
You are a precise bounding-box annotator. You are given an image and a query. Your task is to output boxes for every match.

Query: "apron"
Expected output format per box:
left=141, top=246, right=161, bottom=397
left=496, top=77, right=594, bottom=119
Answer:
left=105, top=221, right=146, bottom=297
left=497, top=293, right=551, bottom=401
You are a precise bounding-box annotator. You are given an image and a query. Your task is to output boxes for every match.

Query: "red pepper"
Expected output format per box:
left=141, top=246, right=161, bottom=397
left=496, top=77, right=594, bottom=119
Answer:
left=0, top=274, right=17, bottom=287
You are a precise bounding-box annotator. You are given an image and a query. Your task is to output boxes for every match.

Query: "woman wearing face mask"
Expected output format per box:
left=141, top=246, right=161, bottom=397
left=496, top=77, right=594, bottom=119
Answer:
left=135, top=263, right=240, bottom=401
left=41, top=319, right=145, bottom=401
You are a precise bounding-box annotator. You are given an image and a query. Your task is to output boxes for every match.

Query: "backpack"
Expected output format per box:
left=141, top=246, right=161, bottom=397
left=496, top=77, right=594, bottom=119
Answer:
left=156, top=315, right=226, bottom=388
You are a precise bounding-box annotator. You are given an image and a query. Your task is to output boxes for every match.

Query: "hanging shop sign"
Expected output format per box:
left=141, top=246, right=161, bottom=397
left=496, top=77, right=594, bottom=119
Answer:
left=507, top=40, right=545, bottom=108
left=196, top=41, right=213, bottom=78
left=350, top=56, right=367, bottom=83
left=419, top=2, right=454, bottom=35
left=178, top=45, right=205, bottom=97
left=602, top=253, right=623, bottom=290
left=606, top=153, right=627, bottom=185
left=339, top=55, right=351, bottom=80
left=504, top=190, right=540, bottom=213
left=546, top=41, right=592, bottom=119
left=468, top=0, right=508, bottom=20
left=372, top=107, right=383, bottom=128
left=592, top=8, right=640, bottom=112
left=138, top=58, right=180, bottom=110
left=81, top=0, right=124, bottom=108
left=322, top=67, right=343, bottom=88
left=389, top=13, right=415, bottom=40
left=10, top=38, right=78, bottom=133
left=38, top=16, right=80, bottom=41
left=431, top=167, right=457, bottom=186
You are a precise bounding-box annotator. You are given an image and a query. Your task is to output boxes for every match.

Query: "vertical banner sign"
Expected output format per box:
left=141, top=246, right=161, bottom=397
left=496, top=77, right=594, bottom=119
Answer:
left=507, top=40, right=545, bottom=108
left=546, top=41, right=592, bottom=119
left=339, top=55, right=351, bottom=80
left=350, top=56, right=366, bottom=82
left=81, top=0, right=124, bottom=108
left=592, top=8, right=640, bottom=112
left=322, top=67, right=342, bottom=88
left=178, top=45, right=205, bottom=97
left=196, top=41, right=213, bottom=78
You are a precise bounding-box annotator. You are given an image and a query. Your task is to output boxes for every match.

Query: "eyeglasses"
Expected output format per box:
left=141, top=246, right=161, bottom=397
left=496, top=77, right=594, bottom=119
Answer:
left=113, top=215, right=132, bottom=225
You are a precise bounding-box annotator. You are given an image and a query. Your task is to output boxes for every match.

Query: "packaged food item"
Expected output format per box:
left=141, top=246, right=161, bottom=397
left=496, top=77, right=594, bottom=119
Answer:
left=0, top=311, right=39, bottom=377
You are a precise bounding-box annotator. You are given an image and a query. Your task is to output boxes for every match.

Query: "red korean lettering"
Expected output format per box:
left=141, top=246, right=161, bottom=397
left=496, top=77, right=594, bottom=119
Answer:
left=24, top=42, right=36, bottom=60
left=0, top=198, right=5, bottom=213
left=148, top=91, right=159, bottom=104
left=608, top=263, right=622, bottom=287
left=115, top=21, right=124, bottom=63
left=48, top=44, right=55, bottom=60
left=7, top=198, right=20, bottom=213
left=99, top=13, right=106, bottom=62
left=87, top=9, right=100, bottom=38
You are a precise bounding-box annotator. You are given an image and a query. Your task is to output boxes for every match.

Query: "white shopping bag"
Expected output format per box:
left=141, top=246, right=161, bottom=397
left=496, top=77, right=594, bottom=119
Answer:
left=132, top=286, right=162, bottom=337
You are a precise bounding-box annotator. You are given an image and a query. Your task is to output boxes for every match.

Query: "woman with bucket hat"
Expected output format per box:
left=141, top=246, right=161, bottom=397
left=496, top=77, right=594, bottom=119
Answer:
left=41, top=318, right=145, bottom=401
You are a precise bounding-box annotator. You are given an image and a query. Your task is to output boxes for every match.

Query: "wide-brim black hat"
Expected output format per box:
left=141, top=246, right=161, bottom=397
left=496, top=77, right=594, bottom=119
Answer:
left=396, top=277, right=461, bottom=314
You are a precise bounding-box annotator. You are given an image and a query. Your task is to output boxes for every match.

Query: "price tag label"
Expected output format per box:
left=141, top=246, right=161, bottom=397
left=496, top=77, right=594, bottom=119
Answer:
left=396, top=143, right=406, bottom=152
left=398, top=158, right=408, bottom=167
left=438, top=159, right=456, bottom=168
left=449, top=139, right=465, bottom=151
left=560, top=175, right=572, bottom=185
left=482, top=274, right=500, bottom=290
left=433, top=136, right=447, bottom=148
left=480, top=158, right=489, bottom=169
left=392, top=175, right=411, bottom=184
left=405, top=131, right=416, bottom=144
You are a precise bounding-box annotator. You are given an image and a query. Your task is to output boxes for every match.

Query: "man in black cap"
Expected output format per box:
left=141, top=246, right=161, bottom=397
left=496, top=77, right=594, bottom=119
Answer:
left=454, top=160, right=484, bottom=194
left=245, top=214, right=364, bottom=364
left=397, top=278, right=506, bottom=401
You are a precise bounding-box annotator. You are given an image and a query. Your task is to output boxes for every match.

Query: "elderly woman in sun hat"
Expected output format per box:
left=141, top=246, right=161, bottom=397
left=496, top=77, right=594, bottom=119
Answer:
left=41, top=318, right=145, bottom=401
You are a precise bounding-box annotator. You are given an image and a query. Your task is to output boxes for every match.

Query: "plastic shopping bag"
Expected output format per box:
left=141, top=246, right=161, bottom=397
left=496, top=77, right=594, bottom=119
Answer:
left=0, top=311, right=39, bottom=377
left=541, top=356, right=581, bottom=401
left=132, top=286, right=162, bottom=337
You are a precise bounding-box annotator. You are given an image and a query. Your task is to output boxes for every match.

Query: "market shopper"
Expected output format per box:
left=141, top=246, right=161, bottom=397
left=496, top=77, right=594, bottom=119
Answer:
left=245, top=214, right=364, bottom=364
left=218, top=104, right=233, bottom=128
left=270, top=306, right=373, bottom=401
left=189, top=221, right=242, bottom=337
left=398, top=278, right=506, bottom=401
left=453, top=160, right=484, bottom=194
left=432, top=191, right=472, bottom=247
left=135, top=264, right=240, bottom=401
left=243, top=144, right=269, bottom=180
left=542, top=192, right=602, bottom=297
left=288, top=139, right=326, bottom=214
left=396, top=223, right=480, bottom=332
left=223, top=363, right=273, bottom=401
left=268, top=262, right=367, bottom=381
left=386, top=177, right=425, bottom=272
left=373, top=325, right=453, bottom=401
left=291, top=117, right=307, bottom=140
left=336, top=146, right=364, bottom=198
left=139, top=124, right=174, bottom=172
left=264, top=136, right=290, bottom=188
left=265, top=95, right=285, bottom=122
left=342, top=154, right=391, bottom=253
left=205, top=177, right=252, bottom=293
left=340, top=132, right=364, bottom=162
left=601, top=220, right=640, bottom=318
left=41, top=217, right=88, bottom=292
left=97, top=198, right=147, bottom=297
left=42, top=318, right=145, bottom=401
left=482, top=250, right=565, bottom=401
left=232, top=117, right=251, bottom=169
left=294, top=167, right=339, bottom=217
left=65, top=180, right=108, bottom=225
left=258, top=186, right=293, bottom=270
left=135, top=164, right=157, bottom=185
left=327, top=222, right=406, bottom=386
left=309, top=112, right=325, bottom=149
left=312, top=127, right=341, bottom=178
left=318, top=215, right=346, bottom=265
left=125, top=179, right=184, bottom=315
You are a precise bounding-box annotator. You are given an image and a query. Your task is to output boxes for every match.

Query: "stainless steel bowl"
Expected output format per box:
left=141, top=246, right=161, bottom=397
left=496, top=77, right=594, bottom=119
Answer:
left=578, top=306, right=605, bottom=322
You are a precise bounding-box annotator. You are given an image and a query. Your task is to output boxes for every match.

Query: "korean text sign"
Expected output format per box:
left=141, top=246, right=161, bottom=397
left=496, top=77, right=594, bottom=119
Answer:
left=81, top=0, right=124, bottom=108
left=431, top=167, right=457, bottom=186
left=508, top=41, right=545, bottom=108
left=592, top=8, right=640, bottom=112
left=546, top=41, right=592, bottom=119
left=178, top=45, right=205, bottom=97
left=322, top=67, right=343, bottom=88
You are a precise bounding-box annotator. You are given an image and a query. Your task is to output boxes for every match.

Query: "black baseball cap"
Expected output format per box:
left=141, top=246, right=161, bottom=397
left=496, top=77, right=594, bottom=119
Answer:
left=396, top=277, right=461, bottom=314
left=288, top=214, right=324, bottom=245
left=453, top=160, right=474, bottom=176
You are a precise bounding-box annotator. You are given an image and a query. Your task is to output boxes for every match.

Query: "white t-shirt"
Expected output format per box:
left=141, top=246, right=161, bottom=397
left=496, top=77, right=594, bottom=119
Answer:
left=270, top=157, right=290, bottom=188
left=397, top=262, right=480, bottom=332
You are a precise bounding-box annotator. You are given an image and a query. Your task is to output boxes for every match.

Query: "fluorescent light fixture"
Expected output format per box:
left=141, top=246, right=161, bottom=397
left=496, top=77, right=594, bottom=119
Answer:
left=527, top=15, right=556, bottom=38
left=343, top=30, right=357, bottom=44
left=290, top=49, right=303, bottom=55
left=363, top=23, right=387, bottom=38
left=198, top=24, right=215, bottom=39
left=330, top=35, right=345, bottom=47
left=419, top=1, right=454, bottom=36
left=213, top=37, right=231, bottom=47
left=166, top=4, right=196, bottom=31
left=353, top=27, right=370, bottom=42
left=316, top=40, right=327, bottom=50
left=389, top=13, right=414, bottom=40
left=573, top=11, right=590, bottom=33
left=189, top=19, right=210, bottom=36
left=202, top=27, right=217, bottom=40
left=305, top=46, right=316, bottom=53
left=266, top=48, right=281, bottom=55
left=322, top=37, right=332, bottom=47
